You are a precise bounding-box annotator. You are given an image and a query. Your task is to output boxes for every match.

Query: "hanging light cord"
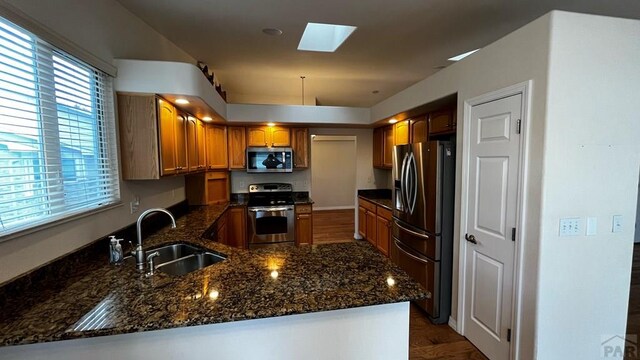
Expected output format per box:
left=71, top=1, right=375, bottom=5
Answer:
left=300, top=76, right=306, bottom=105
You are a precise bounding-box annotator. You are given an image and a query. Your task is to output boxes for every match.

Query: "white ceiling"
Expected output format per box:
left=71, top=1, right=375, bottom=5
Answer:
left=116, top=0, right=640, bottom=107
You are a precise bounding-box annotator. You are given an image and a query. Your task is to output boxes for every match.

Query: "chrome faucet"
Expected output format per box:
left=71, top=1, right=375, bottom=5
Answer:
left=134, top=208, right=176, bottom=272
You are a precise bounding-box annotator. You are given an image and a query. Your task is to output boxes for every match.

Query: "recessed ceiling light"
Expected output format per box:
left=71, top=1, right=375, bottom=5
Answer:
left=175, top=98, right=189, bottom=105
left=266, top=122, right=276, bottom=127
left=448, top=49, right=480, bottom=62
left=388, top=118, right=398, bottom=124
left=298, top=22, right=357, bottom=52
left=372, top=90, right=380, bottom=94
left=202, top=116, right=213, bottom=121
left=262, top=28, right=283, bottom=36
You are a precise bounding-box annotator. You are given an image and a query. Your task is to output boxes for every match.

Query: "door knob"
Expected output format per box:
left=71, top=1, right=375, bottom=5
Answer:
left=465, top=233, right=477, bottom=244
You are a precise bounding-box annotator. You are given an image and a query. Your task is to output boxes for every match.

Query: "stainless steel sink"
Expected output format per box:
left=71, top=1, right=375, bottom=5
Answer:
left=123, top=243, right=226, bottom=275
left=155, top=252, right=226, bottom=276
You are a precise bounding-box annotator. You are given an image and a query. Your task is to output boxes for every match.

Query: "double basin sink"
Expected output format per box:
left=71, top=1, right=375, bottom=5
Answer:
left=125, top=243, right=226, bottom=276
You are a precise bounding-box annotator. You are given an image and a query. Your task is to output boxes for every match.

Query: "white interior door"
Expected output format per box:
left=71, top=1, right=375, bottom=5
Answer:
left=463, top=93, right=522, bottom=360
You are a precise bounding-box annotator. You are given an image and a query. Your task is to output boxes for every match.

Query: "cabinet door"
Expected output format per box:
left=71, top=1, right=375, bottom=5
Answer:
left=291, top=128, right=309, bottom=168
left=377, top=214, right=390, bottom=257
left=373, top=127, right=383, bottom=168
left=410, top=116, right=428, bottom=143
left=118, top=94, right=161, bottom=180
left=296, top=213, right=313, bottom=245
left=206, top=171, right=229, bottom=204
left=196, top=119, right=206, bottom=170
left=186, top=117, right=199, bottom=172
left=394, top=120, right=410, bottom=145
left=270, top=126, right=290, bottom=147
left=358, top=206, right=367, bottom=238
left=157, top=98, right=177, bottom=176
left=228, top=126, right=246, bottom=169
left=428, top=109, right=454, bottom=135
left=227, top=207, right=247, bottom=249
left=366, top=210, right=377, bottom=246
left=382, top=126, right=394, bottom=168
left=247, top=127, right=269, bottom=146
left=174, top=113, right=188, bottom=174
left=206, top=124, right=228, bottom=169
left=216, top=212, right=228, bottom=244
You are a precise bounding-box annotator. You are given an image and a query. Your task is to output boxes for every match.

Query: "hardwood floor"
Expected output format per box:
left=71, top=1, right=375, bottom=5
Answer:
left=627, top=244, right=640, bottom=338
left=313, top=209, right=355, bottom=244
left=410, top=304, right=488, bottom=359
left=312, top=209, right=486, bottom=358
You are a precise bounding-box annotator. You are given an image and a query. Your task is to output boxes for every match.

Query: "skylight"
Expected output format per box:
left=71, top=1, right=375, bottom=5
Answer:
left=448, top=49, right=480, bottom=61
left=298, top=22, right=357, bottom=52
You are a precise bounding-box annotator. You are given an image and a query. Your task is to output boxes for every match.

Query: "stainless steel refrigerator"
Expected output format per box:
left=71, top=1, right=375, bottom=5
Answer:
left=390, top=141, right=454, bottom=324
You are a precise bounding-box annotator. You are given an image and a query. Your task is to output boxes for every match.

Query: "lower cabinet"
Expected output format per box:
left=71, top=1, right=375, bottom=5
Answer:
left=226, top=206, right=247, bottom=249
left=295, top=204, right=313, bottom=245
left=216, top=211, right=228, bottom=244
left=358, top=197, right=392, bottom=257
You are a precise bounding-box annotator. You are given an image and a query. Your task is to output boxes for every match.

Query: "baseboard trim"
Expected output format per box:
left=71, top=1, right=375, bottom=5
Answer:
left=448, top=316, right=458, bottom=332
left=313, top=206, right=355, bottom=211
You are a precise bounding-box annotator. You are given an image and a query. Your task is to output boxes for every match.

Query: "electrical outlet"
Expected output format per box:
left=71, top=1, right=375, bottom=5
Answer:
left=130, top=196, right=140, bottom=214
left=559, top=217, right=582, bottom=236
left=612, top=215, right=623, bottom=233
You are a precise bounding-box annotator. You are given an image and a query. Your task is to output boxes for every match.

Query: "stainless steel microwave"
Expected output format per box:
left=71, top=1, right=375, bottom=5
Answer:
left=246, top=147, right=293, bottom=173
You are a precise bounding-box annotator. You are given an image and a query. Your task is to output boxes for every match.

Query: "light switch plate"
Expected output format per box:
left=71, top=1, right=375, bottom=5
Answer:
left=612, top=215, right=623, bottom=233
left=559, top=217, right=582, bottom=236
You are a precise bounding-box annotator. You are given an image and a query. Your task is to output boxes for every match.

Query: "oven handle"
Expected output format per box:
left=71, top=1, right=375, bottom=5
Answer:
left=248, top=206, right=294, bottom=212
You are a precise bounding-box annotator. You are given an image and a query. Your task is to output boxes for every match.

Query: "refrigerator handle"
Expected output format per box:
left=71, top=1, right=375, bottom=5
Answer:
left=407, top=152, right=417, bottom=214
left=400, top=152, right=409, bottom=211
left=394, top=220, right=430, bottom=240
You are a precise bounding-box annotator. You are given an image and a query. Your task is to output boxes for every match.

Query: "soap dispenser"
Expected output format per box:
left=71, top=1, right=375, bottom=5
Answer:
left=109, top=235, right=124, bottom=265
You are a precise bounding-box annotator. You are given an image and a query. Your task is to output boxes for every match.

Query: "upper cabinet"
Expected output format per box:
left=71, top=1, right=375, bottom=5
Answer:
left=394, top=120, right=410, bottom=145
left=247, top=126, right=290, bottom=147
left=228, top=126, right=246, bottom=169
left=118, top=94, right=191, bottom=180
left=410, top=116, right=428, bottom=143
left=291, top=128, right=309, bottom=169
left=382, top=126, right=394, bottom=168
left=372, top=127, right=383, bottom=168
left=428, top=109, right=456, bottom=136
left=206, top=124, right=228, bottom=170
left=186, top=115, right=206, bottom=173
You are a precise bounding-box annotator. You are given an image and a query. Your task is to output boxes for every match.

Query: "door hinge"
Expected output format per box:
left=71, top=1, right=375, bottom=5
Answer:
left=516, top=119, right=521, bottom=134
left=511, top=228, right=516, bottom=241
left=507, top=328, right=512, bottom=342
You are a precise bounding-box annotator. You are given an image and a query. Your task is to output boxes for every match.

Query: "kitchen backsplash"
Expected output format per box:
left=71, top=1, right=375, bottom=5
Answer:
left=230, top=170, right=311, bottom=193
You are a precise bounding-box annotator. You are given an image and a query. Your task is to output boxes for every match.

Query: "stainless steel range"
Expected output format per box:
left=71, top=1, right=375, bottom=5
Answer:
left=247, top=183, right=295, bottom=248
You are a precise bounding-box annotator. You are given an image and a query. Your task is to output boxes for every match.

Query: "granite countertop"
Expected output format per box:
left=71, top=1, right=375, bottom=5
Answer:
left=0, top=205, right=425, bottom=347
left=358, top=189, right=393, bottom=210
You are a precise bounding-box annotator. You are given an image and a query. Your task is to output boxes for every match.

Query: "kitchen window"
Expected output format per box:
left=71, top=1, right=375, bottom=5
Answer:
left=0, top=16, right=120, bottom=238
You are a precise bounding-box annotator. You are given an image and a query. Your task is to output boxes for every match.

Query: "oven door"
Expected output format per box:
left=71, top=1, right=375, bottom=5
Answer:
left=248, top=206, right=295, bottom=245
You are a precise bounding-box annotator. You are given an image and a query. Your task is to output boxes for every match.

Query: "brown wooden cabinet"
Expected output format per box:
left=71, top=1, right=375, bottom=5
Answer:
left=295, top=204, right=313, bottom=245
left=186, top=116, right=206, bottom=172
left=291, top=127, right=309, bottom=169
left=383, top=126, right=394, bottom=168
left=372, top=127, right=383, bottom=168
left=117, top=94, right=192, bottom=179
left=227, top=126, right=246, bottom=169
left=410, top=116, right=428, bottom=143
left=376, top=207, right=392, bottom=257
left=358, top=205, right=367, bottom=238
left=227, top=206, right=247, bottom=249
left=394, top=120, right=410, bottom=145
left=205, top=124, right=228, bottom=169
left=185, top=171, right=229, bottom=205
left=247, top=126, right=290, bottom=147
left=216, top=211, right=228, bottom=244
left=428, top=109, right=455, bottom=136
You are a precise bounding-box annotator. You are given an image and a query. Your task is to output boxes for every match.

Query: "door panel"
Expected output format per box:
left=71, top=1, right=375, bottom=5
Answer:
left=464, top=93, right=522, bottom=360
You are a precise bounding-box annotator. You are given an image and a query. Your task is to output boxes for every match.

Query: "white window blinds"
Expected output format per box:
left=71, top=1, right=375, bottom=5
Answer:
left=0, top=16, right=120, bottom=238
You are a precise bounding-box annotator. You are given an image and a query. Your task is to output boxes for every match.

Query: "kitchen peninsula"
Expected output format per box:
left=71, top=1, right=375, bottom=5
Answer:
left=0, top=205, right=426, bottom=360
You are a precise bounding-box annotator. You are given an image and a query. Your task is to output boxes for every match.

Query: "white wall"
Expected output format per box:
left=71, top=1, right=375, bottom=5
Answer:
left=0, top=0, right=196, bottom=284
left=371, top=13, right=552, bottom=358
left=535, top=12, right=640, bottom=359
left=227, top=103, right=371, bottom=126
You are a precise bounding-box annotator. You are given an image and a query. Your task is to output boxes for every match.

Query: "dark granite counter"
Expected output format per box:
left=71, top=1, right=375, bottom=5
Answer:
left=358, top=189, right=393, bottom=210
left=293, top=191, right=313, bottom=204
left=0, top=205, right=425, bottom=347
